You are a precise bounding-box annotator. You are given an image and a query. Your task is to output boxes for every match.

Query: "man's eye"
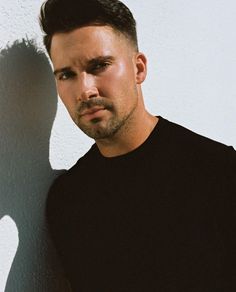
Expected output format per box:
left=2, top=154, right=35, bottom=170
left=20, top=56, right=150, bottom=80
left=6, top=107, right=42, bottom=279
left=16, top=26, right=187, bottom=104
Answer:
left=90, top=62, right=110, bottom=73
left=58, top=71, right=76, bottom=81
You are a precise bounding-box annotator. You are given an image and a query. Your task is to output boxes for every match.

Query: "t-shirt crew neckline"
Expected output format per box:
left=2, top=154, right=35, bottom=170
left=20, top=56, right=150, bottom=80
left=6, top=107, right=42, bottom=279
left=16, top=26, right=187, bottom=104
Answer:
left=93, top=116, right=164, bottom=162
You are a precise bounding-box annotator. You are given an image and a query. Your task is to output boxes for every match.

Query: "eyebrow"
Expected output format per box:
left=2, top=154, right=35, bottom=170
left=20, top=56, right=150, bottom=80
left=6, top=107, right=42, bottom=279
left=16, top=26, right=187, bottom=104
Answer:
left=53, top=55, right=115, bottom=76
left=87, top=55, right=114, bottom=66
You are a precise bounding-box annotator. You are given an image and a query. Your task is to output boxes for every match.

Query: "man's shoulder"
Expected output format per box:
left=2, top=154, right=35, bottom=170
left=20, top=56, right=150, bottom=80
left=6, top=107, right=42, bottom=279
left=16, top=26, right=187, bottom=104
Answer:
left=68, top=143, right=98, bottom=174
left=46, top=144, right=97, bottom=214
left=156, top=117, right=236, bottom=182
left=160, top=116, right=235, bottom=158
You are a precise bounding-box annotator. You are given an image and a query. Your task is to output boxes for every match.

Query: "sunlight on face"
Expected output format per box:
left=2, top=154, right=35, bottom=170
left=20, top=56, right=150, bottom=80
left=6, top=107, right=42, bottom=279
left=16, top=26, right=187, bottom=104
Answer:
left=51, top=26, right=146, bottom=140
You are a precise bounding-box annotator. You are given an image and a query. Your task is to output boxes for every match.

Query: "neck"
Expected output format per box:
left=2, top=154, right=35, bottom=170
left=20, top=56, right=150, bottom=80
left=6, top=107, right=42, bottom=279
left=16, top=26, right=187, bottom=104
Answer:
left=95, top=111, right=158, bottom=158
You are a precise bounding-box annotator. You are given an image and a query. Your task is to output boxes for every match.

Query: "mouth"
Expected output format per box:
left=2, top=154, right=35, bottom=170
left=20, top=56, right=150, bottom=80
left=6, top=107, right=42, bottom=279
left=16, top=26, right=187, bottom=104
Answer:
left=80, top=106, right=105, bottom=116
left=79, top=106, right=107, bottom=120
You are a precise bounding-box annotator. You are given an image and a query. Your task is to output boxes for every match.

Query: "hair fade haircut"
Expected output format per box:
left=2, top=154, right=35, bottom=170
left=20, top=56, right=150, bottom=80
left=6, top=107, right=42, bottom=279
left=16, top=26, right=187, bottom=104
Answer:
left=39, top=0, right=138, bottom=54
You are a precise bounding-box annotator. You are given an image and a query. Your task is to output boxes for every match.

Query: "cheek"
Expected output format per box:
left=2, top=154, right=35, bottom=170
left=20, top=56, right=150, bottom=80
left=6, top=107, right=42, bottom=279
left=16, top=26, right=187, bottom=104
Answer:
left=101, top=62, right=136, bottom=94
left=114, top=61, right=135, bottom=81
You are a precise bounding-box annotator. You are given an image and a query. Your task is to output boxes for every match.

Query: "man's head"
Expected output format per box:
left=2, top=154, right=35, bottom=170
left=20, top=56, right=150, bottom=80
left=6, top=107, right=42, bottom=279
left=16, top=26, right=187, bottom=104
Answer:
left=39, top=0, right=148, bottom=142
left=40, top=0, right=138, bottom=55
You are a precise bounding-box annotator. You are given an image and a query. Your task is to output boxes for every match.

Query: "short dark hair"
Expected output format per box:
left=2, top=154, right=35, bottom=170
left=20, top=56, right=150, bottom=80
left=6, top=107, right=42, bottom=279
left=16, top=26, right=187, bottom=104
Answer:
left=39, top=0, right=138, bottom=54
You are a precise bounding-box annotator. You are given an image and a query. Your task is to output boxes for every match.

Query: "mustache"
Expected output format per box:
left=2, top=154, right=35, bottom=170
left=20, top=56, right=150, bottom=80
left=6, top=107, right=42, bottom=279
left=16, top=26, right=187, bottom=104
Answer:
left=76, top=99, right=113, bottom=115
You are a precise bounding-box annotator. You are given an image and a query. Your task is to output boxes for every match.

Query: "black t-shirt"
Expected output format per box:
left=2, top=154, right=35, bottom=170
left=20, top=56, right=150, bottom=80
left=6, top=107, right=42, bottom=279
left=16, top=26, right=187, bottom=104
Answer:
left=47, top=117, right=236, bottom=291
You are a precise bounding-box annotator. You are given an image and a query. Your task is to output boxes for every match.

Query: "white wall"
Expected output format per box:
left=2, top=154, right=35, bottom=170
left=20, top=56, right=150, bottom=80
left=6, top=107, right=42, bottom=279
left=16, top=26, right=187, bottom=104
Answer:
left=0, top=0, right=235, bottom=291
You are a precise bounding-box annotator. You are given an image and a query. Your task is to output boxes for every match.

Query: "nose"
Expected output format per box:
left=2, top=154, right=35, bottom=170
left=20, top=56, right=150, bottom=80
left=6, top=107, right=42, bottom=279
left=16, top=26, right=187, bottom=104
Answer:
left=77, top=72, right=99, bottom=101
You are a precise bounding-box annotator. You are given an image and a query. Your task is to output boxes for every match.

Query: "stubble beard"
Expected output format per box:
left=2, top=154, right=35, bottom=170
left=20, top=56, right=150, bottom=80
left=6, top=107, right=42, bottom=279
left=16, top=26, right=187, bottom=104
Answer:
left=74, top=98, right=137, bottom=140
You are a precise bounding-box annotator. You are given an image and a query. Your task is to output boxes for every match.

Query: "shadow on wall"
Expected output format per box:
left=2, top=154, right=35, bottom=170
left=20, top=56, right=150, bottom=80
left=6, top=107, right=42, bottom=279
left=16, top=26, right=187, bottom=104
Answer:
left=0, top=40, right=68, bottom=291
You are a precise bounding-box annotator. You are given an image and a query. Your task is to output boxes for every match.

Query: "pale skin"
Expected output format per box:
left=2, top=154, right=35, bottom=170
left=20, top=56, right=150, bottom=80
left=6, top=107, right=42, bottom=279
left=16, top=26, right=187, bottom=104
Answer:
left=50, top=25, right=158, bottom=157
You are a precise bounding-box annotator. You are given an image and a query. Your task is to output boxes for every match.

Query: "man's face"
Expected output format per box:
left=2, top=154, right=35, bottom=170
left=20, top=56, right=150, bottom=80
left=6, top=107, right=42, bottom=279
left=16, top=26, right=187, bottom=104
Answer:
left=50, top=25, right=146, bottom=140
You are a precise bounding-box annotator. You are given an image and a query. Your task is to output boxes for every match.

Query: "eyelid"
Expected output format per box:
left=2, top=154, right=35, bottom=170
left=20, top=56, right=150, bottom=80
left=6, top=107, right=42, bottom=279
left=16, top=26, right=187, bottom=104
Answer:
left=56, top=59, right=112, bottom=80
left=57, top=70, right=76, bottom=81
left=88, top=60, right=111, bottom=73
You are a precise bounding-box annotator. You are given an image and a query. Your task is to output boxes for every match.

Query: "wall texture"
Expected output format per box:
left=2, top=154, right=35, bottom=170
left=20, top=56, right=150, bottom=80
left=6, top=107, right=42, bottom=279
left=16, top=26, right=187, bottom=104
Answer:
left=0, top=40, right=68, bottom=291
left=0, top=0, right=235, bottom=291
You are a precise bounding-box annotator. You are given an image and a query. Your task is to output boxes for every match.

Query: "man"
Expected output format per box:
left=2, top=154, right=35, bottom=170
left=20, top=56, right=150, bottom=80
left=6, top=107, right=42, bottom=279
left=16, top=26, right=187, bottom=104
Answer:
left=40, top=0, right=236, bottom=291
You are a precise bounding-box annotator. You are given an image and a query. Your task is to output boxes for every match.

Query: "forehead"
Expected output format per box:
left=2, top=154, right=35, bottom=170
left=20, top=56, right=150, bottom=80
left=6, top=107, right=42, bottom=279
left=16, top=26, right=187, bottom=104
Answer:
left=50, top=25, right=131, bottom=65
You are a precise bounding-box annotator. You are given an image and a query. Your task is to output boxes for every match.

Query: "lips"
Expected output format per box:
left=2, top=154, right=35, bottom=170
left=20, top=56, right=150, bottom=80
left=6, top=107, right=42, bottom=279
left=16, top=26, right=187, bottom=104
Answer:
left=80, top=106, right=105, bottom=117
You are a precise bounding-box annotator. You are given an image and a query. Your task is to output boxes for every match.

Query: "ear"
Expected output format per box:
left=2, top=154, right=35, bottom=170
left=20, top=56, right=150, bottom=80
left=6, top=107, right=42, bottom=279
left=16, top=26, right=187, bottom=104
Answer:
left=134, top=52, right=147, bottom=84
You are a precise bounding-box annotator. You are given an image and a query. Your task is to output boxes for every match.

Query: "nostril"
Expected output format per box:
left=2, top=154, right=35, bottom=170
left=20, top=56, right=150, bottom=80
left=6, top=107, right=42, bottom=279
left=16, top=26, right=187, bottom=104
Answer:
left=89, top=94, right=98, bottom=99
